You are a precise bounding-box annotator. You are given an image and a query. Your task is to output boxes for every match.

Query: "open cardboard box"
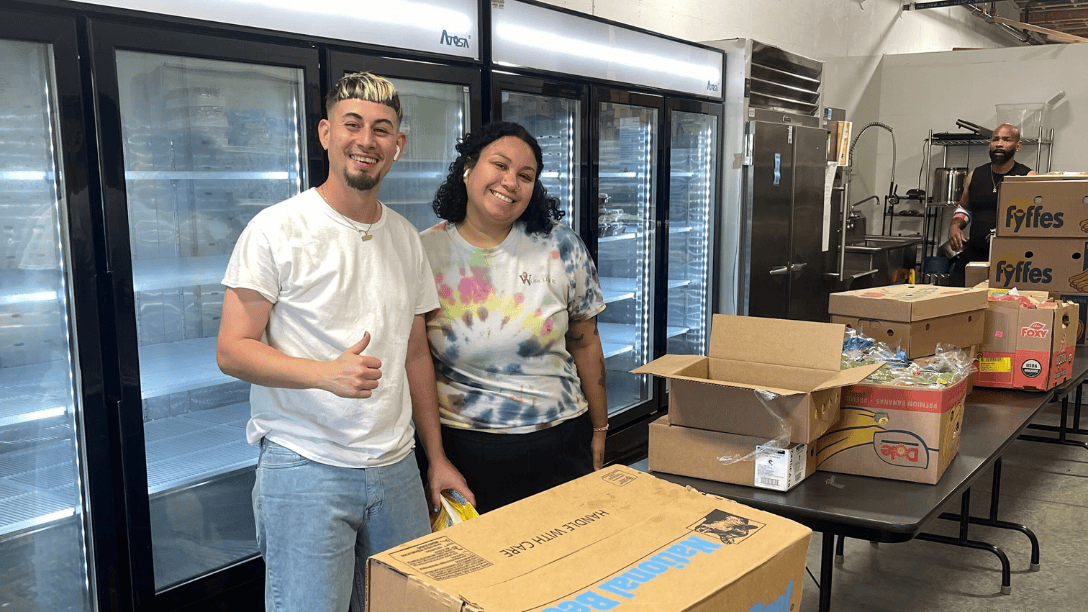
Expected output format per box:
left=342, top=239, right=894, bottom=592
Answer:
left=649, top=415, right=816, bottom=492
left=829, top=285, right=987, bottom=359
left=814, top=376, right=967, bottom=485
left=633, top=315, right=882, bottom=444
left=977, top=292, right=1077, bottom=391
left=367, top=466, right=811, bottom=612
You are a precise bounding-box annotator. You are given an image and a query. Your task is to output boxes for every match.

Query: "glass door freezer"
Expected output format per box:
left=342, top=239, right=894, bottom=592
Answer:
left=664, top=100, right=721, bottom=356
left=0, top=13, right=107, bottom=612
left=90, top=21, right=321, bottom=597
left=593, top=89, right=663, bottom=420
left=327, top=54, right=482, bottom=232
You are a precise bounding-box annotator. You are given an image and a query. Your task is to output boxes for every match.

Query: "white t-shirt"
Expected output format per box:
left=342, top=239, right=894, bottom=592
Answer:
left=419, top=221, right=605, bottom=432
left=222, top=188, right=440, bottom=467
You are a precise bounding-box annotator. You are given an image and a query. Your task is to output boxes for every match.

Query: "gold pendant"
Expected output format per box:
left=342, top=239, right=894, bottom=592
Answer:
left=993, top=187, right=997, bottom=193
left=360, top=234, right=372, bottom=242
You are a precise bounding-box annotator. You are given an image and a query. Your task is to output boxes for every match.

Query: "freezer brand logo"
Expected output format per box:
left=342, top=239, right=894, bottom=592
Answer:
left=994, top=259, right=1053, bottom=287
left=707, top=80, right=719, bottom=92
left=440, top=30, right=470, bottom=48
left=1021, top=321, right=1050, bottom=338
left=1005, top=205, right=1064, bottom=232
left=749, top=581, right=794, bottom=612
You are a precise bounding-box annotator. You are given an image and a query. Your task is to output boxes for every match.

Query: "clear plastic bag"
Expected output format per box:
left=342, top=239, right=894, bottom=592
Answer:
left=717, top=388, right=791, bottom=466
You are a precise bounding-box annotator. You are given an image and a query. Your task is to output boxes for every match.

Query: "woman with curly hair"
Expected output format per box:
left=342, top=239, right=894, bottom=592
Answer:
left=418, top=121, right=608, bottom=513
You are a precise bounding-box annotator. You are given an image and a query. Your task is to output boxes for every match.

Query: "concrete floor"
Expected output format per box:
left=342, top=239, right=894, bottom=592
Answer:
left=797, top=401, right=1088, bottom=612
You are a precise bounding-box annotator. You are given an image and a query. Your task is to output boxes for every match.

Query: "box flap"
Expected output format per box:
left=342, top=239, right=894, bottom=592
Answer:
left=708, top=314, right=846, bottom=372
left=812, top=363, right=884, bottom=391
left=632, top=354, right=708, bottom=378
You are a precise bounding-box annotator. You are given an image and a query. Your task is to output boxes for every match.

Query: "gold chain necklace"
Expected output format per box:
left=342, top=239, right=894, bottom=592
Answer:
left=990, top=164, right=1001, bottom=194
left=317, top=187, right=379, bottom=242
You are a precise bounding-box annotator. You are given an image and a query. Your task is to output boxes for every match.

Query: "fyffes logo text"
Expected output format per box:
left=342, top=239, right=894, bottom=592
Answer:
left=1005, top=205, right=1064, bottom=232
left=994, top=260, right=1053, bottom=287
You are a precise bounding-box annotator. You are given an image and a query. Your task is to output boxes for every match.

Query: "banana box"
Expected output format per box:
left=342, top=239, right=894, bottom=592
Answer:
left=814, top=377, right=967, bottom=485
left=997, top=176, right=1088, bottom=238
left=989, top=236, right=1088, bottom=292
left=976, top=294, right=1076, bottom=391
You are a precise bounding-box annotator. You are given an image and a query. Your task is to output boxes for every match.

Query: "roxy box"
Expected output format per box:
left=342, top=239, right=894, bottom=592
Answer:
left=977, top=297, right=1077, bottom=391
left=829, top=285, right=987, bottom=359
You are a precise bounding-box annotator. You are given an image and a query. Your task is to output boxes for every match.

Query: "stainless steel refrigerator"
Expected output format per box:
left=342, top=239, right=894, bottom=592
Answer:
left=739, top=109, right=830, bottom=322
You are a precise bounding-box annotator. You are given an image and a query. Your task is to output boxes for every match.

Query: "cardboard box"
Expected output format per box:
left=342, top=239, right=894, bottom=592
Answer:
left=976, top=296, right=1077, bottom=391
left=831, top=310, right=985, bottom=360
left=989, top=236, right=1088, bottom=292
left=367, top=466, right=811, bottom=612
left=633, top=315, right=882, bottom=444
left=997, top=176, right=1088, bottom=238
left=1050, top=291, right=1088, bottom=345
left=814, top=376, right=966, bottom=484
left=966, top=261, right=990, bottom=287
left=648, top=415, right=816, bottom=492
left=828, top=285, right=988, bottom=359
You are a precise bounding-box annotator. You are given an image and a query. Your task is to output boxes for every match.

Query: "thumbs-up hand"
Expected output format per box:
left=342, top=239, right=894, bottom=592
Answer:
left=324, top=332, right=383, bottom=398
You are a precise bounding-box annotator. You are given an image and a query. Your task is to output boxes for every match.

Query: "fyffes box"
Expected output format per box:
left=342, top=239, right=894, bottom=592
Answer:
left=997, top=176, right=1088, bottom=238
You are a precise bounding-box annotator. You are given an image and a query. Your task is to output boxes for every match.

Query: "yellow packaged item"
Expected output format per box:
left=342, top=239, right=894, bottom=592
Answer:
left=429, top=490, right=478, bottom=532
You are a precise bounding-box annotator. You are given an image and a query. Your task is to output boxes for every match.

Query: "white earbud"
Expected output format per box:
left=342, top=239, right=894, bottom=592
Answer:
left=394, top=145, right=401, bottom=161
left=463, top=167, right=470, bottom=179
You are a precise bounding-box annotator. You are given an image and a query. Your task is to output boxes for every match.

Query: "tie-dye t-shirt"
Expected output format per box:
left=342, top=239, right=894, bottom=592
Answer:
left=420, top=221, right=606, bottom=432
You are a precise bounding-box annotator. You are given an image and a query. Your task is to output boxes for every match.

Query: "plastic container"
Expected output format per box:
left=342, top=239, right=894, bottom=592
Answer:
left=995, top=103, right=1050, bottom=139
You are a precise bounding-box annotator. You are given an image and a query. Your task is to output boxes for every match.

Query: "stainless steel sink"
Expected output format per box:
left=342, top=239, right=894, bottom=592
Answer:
left=845, top=235, right=923, bottom=253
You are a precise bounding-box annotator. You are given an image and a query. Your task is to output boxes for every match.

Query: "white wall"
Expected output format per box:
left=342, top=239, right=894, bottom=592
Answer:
left=866, top=44, right=1088, bottom=244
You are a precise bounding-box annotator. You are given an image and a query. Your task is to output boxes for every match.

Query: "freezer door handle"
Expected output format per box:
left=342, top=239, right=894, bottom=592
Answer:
left=790, top=262, right=807, bottom=273
left=769, top=265, right=789, bottom=276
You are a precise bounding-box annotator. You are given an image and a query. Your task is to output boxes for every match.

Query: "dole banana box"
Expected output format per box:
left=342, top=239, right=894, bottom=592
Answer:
left=997, top=176, right=1088, bottom=238
left=367, top=466, right=811, bottom=612
left=976, top=292, right=1077, bottom=391
left=814, top=376, right=966, bottom=485
left=989, top=236, right=1088, bottom=292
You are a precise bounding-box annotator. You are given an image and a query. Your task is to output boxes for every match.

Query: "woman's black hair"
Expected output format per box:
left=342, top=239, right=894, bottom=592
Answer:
left=432, top=121, right=564, bottom=235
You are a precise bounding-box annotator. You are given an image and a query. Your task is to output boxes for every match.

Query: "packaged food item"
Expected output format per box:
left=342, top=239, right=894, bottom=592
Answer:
left=429, top=489, right=479, bottom=532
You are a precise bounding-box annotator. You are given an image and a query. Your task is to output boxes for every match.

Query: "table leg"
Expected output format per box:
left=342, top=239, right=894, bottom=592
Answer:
left=938, top=458, right=1040, bottom=570
left=920, top=490, right=1012, bottom=594
left=835, top=534, right=845, bottom=564
left=1075, top=383, right=1084, bottom=432
left=820, top=531, right=835, bottom=612
left=1020, top=392, right=1088, bottom=449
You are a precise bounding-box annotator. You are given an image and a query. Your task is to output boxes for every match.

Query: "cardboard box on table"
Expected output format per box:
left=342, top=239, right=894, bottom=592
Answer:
left=633, top=315, right=883, bottom=444
left=976, top=293, right=1077, bottom=391
left=966, top=261, right=990, bottom=287
left=828, top=285, right=988, bottom=359
left=814, top=376, right=968, bottom=484
left=1048, top=291, right=1088, bottom=345
left=989, top=236, right=1088, bottom=292
left=648, top=414, right=817, bottom=492
left=996, top=176, right=1088, bottom=238
left=367, top=466, right=811, bottom=612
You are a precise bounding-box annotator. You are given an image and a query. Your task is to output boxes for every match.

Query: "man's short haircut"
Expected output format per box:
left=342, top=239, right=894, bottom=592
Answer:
left=995, top=123, right=1021, bottom=143
left=325, top=72, right=402, bottom=125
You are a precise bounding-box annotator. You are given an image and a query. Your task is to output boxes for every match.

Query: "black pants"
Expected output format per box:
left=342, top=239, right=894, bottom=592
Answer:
left=416, top=412, right=593, bottom=514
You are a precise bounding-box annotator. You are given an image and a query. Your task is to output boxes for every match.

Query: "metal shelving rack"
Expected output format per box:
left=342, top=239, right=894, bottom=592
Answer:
left=921, top=127, right=1055, bottom=259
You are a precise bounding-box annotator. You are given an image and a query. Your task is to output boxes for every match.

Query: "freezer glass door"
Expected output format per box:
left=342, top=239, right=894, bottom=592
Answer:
left=115, top=51, right=306, bottom=589
left=667, top=111, right=717, bottom=354
left=0, top=39, right=93, bottom=611
left=500, top=91, right=580, bottom=228
left=382, top=78, right=470, bottom=231
left=597, top=102, right=657, bottom=415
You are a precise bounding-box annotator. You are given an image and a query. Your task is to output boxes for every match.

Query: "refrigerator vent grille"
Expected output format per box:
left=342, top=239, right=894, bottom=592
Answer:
left=749, top=42, right=822, bottom=116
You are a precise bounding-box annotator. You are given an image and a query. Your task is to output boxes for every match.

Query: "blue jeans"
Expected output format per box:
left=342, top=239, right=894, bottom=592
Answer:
left=253, top=439, right=430, bottom=612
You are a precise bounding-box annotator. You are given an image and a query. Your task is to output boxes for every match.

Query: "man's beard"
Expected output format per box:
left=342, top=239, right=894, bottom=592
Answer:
left=989, top=148, right=1014, bottom=165
left=344, top=167, right=381, bottom=192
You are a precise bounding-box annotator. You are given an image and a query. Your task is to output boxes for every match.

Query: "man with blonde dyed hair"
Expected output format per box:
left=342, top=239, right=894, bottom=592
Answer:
left=218, top=72, right=474, bottom=611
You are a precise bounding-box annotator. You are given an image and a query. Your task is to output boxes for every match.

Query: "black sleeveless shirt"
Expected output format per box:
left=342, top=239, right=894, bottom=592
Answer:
left=965, top=161, right=1032, bottom=260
